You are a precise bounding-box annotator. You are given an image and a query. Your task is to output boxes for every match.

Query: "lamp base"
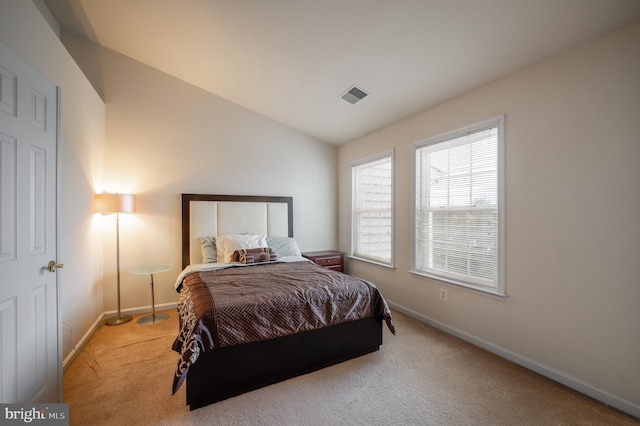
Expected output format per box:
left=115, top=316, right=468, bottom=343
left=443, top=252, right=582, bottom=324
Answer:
left=105, top=314, right=133, bottom=326
left=137, top=314, right=169, bottom=325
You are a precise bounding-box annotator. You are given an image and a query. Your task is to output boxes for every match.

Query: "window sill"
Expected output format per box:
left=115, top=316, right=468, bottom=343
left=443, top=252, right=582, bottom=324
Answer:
left=347, top=255, right=395, bottom=270
left=409, top=270, right=507, bottom=299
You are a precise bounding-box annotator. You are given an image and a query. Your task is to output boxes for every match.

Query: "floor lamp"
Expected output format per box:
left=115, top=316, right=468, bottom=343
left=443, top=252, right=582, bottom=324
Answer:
left=95, top=193, right=136, bottom=326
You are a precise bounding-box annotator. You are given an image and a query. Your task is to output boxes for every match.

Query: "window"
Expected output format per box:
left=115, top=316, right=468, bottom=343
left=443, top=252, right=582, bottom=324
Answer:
left=351, top=151, right=394, bottom=267
left=414, top=116, right=505, bottom=295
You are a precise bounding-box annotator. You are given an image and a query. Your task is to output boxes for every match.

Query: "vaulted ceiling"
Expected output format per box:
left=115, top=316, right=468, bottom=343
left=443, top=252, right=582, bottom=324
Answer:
left=43, top=0, right=640, bottom=145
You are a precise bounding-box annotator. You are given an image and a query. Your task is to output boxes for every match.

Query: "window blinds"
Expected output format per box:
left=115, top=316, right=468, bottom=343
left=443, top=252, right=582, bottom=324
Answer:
left=415, top=125, right=501, bottom=290
left=352, top=153, right=393, bottom=265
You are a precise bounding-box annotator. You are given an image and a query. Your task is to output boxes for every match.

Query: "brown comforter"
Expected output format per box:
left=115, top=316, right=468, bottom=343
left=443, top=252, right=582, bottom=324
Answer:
left=171, top=260, right=394, bottom=393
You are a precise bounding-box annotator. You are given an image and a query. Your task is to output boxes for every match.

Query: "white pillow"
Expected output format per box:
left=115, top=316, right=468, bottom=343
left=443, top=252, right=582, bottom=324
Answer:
left=266, top=235, right=301, bottom=257
left=215, top=234, right=268, bottom=263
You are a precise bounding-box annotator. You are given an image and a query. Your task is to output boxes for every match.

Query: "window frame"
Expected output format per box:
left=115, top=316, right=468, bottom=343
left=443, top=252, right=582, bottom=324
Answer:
left=350, top=149, right=395, bottom=268
left=412, top=116, right=506, bottom=296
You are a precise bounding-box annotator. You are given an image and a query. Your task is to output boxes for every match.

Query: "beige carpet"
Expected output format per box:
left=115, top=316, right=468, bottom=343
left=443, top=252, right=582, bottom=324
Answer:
left=63, top=310, right=639, bottom=425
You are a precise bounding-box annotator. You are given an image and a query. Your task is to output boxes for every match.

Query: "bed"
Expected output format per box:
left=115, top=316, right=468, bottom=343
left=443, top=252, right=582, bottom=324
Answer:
left=172, top=194, right=394, bottom=410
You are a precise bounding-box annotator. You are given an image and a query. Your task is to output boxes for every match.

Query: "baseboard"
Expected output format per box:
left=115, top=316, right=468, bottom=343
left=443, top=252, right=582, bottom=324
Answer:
left=63, top=302, right=177, bottom=370
left=387, top=301, right=640, bottom=419
left=103, top=301, right=177, bottom=318
left=62, top=312, right=104, bottom=370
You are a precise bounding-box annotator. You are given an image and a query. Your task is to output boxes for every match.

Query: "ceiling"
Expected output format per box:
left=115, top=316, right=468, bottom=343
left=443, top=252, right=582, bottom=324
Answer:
left=42, top=0, right=640, bottom=145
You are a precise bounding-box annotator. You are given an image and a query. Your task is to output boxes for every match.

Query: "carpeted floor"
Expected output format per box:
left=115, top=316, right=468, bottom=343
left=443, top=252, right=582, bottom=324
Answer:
left=63, top=310, right=639, bottom=425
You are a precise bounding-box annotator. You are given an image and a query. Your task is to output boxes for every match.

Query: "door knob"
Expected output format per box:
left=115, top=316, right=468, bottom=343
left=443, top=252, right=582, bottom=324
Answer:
left=48, top=261, right=64, bottom=273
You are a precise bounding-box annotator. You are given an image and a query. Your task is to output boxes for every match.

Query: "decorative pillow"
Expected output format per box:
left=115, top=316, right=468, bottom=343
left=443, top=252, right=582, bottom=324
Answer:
left=215, top=234, right=268, bottom=263
left=266, top=235, right=301, bottom=257
left=200, top=236, right=217, bottom=263
left=232, top=247, right=278, bottom=264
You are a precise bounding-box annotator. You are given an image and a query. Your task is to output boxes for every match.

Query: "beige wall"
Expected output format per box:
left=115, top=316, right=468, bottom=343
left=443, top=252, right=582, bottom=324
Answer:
left=0, top=1, right=106, bottom=362
left=339, top=22, right=640, bottom=414
left=61, top=34, right=339, bottom=312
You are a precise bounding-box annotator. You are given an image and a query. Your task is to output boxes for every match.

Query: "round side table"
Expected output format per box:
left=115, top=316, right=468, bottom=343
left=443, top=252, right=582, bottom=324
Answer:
left=129, top=264, right=172, bottom=325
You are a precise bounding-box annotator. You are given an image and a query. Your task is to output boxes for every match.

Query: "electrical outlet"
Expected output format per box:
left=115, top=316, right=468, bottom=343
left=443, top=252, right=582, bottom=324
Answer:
left=439, top=288, right=448, bottom=302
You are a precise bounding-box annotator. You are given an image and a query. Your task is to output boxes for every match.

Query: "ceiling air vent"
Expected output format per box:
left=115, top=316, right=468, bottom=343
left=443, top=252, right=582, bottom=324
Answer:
left=340, top=85, right=369, bottom=104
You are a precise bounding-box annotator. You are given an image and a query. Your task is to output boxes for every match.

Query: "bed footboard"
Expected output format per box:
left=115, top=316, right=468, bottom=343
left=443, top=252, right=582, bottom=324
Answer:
left=186, top=315, right=383, bottom=410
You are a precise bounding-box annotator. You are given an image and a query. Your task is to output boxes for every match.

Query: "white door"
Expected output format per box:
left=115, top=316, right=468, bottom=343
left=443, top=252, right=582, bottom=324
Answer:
left=0, top=41, right=60, bottom=403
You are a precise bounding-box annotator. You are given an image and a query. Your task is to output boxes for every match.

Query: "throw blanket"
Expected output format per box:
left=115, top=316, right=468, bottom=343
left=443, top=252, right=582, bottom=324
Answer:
left=171, top=261, right=395, bottom=393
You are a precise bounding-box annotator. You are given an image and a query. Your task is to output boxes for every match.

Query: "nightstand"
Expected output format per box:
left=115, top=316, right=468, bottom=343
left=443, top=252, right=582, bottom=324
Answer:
left=302, top=251, right=344, bottom=273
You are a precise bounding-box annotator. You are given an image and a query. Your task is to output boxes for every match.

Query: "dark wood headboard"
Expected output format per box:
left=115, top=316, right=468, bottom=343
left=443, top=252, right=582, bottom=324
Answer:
left=181, top=194, right=294, bottom=269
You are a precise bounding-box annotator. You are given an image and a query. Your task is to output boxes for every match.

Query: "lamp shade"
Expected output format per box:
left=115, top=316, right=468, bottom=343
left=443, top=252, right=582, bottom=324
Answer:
left=95, top=193, right=136, bottom=213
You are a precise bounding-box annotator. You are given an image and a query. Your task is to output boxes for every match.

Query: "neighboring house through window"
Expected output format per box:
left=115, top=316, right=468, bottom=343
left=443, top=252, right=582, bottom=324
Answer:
left=413, top=116, right=505, bottom=295
left=351, top=150, right=394, bottom=267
